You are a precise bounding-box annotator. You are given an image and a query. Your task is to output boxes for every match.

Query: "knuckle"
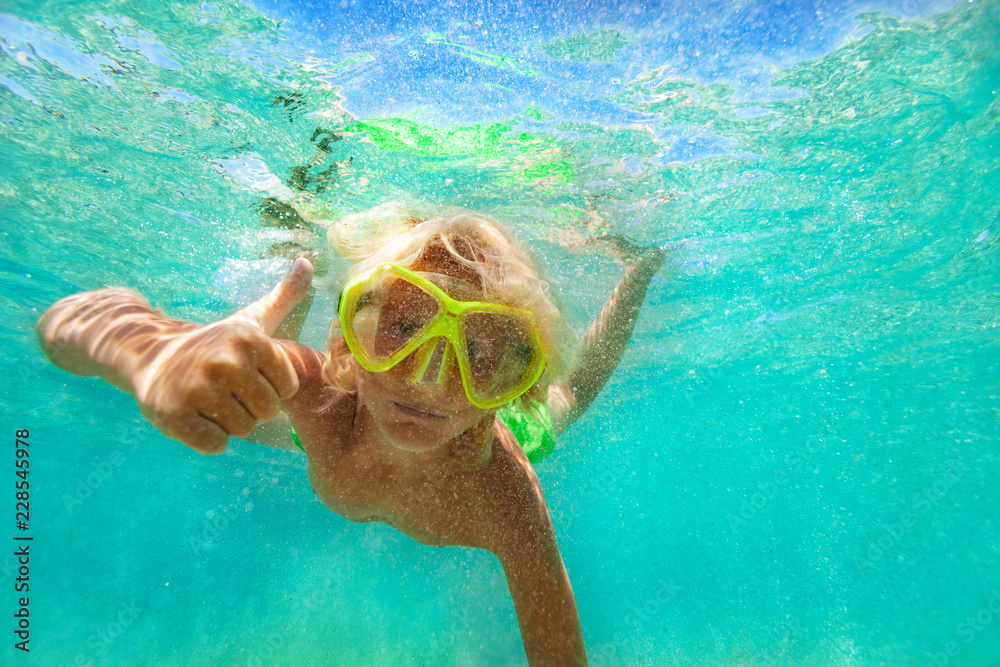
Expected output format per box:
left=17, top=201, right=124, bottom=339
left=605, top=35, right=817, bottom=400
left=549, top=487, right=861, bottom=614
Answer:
left=192, top=434, right=228, bottom=455
left=185, top=386, right=215, bottom=411
left=172, top=417, right=227, bottom=455
left=230, top=325, right=268, bottom=349
left=150, top=403, right=176, bottom=428
left=232, top=421, right=255, bottom=439
left=280, top=374, right=300, bottom=399
left=260, top=401, right=281, bottom=421
left=203, top=358, right=236, bottom=383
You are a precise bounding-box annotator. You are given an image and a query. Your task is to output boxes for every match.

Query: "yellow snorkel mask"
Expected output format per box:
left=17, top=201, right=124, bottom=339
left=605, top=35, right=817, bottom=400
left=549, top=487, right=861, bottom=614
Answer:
left=410, top=336, right=455, bottom=386
left=339, top=263, right=546, bottom=409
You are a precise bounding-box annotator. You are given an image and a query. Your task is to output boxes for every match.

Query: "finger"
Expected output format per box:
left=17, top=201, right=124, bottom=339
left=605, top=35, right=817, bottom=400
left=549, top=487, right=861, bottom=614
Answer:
left=234, top=370, right=283, bottom=422
left=206, top=344, right=285, bottom=421
left=196, top=392, right=257, bottom=439
left=178, top=372, right=259, bottom=439
left=163, top=412, right=230, bottom=455
left=253, top=340, right=300, bottom=401
left=230, top=257, right=313, bottom=335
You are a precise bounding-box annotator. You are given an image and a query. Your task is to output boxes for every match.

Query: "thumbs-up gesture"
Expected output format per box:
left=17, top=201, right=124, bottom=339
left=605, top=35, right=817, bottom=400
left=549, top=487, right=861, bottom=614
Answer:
left=39, top=259, right=314, bottom=454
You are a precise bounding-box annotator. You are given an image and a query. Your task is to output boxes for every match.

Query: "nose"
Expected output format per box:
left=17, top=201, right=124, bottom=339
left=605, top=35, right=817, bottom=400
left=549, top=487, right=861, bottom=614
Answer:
left=410, top=338, right=456, bottom=386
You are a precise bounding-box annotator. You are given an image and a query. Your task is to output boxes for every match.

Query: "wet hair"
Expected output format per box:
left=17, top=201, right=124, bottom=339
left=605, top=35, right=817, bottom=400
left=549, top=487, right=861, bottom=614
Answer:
left=321, top=201, right=575, bottom=411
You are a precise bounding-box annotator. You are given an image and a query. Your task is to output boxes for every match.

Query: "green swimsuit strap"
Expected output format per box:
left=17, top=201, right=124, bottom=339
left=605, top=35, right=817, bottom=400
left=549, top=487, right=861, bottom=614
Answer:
left=496, top=399, right=557, bottom=464
left=291, top=429, right=305, bottom=453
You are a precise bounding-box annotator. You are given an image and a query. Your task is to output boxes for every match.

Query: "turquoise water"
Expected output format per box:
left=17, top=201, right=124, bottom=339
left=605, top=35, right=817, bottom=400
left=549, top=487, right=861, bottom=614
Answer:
left=2, top=0, right=999, bottom=664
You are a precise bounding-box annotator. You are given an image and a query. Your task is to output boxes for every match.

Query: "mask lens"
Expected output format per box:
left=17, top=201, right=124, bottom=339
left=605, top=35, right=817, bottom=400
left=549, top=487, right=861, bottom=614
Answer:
left=345, top=274, right=441, bottom=364
left=461, top=311, right=540, bottom=400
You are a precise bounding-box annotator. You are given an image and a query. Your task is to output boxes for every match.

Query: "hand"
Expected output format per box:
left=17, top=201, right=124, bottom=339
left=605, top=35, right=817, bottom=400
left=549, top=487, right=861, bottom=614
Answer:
left=131, top=259, right=313, bottom=454
left=588, top=233, right=665, bottom=269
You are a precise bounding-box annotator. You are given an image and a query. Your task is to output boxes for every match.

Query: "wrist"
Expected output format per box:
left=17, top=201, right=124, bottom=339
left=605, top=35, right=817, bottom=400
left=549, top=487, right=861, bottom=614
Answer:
left=626, top=247, right=664, bottom=277
left=98, top=295, right=200, bottom=395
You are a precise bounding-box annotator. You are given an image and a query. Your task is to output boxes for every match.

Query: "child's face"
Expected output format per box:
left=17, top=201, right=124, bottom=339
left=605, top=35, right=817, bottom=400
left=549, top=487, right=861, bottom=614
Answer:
left=353, top=255, right=495, bottom=453
left=354, top=353, right=490, bottom=453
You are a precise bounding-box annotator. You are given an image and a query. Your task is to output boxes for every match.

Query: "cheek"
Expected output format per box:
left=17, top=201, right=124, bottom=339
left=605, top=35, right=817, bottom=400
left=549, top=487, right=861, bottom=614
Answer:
left=352, top=362, right=378, bottom=398
left=449, top=404, right=489, bottom=433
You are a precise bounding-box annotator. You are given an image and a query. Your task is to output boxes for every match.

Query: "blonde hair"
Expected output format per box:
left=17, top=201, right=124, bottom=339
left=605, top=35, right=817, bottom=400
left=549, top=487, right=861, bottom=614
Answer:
left=321, top=201, right=575, bottom=412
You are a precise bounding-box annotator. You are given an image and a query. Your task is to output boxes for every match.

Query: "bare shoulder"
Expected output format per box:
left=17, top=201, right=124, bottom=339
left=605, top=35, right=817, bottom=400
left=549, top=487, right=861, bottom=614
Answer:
left=274, top=339, right=326, bottom=378
left=273, top=340, right=340, bottom=431
left=271, top=340, right=358, bottom=455
left=273, top=340, right=329, bottom=405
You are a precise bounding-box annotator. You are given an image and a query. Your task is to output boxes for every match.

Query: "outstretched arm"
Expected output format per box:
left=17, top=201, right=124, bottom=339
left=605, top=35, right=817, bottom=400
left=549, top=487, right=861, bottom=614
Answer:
left=491, top=468, right=587, bottom=666
left=499, top=532, right=587, bottom=666
left=548, top=242, right=664, bottom=434
left=37, top=259, right=313, bottom=453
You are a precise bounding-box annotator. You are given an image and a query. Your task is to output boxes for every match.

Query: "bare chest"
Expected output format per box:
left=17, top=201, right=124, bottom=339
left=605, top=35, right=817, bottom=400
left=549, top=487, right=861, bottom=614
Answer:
left=306, top=439, right=498, bottom=549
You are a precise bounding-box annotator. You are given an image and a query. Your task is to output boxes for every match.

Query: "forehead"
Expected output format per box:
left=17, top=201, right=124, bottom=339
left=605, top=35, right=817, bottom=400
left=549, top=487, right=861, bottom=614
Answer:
left=403, top=267, right=482, bottom=303
left=412, top=243, right=483, bottom=286
left=409, top=258, right=484, bottom=303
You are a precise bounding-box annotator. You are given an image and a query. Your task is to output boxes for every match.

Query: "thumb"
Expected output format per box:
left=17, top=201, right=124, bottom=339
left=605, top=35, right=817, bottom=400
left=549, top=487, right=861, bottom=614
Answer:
left=229, top=257, right=313, bottom=335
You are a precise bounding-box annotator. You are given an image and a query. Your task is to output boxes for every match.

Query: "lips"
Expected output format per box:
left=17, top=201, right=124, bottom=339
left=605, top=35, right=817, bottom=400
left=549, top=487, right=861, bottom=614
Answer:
left=391, top=400, right=446, bottom=420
